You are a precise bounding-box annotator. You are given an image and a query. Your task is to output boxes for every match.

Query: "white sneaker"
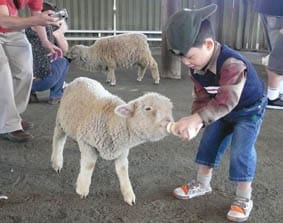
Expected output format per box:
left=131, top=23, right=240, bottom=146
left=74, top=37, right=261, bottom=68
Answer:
left=0, top=195, right=8, bottom=200
left=63, top=81, right=69, bottom=89
left=173, top=180, right=212, bottom=200
left=227, top=197, right=253, bottom=222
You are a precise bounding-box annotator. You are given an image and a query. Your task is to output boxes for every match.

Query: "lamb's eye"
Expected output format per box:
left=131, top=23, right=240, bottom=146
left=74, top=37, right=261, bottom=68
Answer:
left=145, top=106, right=152, bottom=111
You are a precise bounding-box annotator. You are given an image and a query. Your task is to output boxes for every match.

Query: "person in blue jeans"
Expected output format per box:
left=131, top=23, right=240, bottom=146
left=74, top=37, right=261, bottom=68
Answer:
left=165, top=4, right=267, bottom=222
left=26, top=1, right=69, bottom=105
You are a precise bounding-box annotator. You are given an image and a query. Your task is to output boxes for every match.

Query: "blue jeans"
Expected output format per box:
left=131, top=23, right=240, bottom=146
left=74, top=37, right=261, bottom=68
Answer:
left=31, top=57, right=69, bottom=99
left=195, top=96, right=267, bottom=182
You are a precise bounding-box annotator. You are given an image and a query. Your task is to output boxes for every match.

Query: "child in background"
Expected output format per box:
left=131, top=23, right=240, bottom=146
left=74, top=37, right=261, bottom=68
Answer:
left=166, top=4, right=267, bottom=222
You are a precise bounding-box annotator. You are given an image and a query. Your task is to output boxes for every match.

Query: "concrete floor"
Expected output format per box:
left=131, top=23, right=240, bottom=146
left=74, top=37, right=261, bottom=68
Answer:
left=0, top=52, right=282, bottom=223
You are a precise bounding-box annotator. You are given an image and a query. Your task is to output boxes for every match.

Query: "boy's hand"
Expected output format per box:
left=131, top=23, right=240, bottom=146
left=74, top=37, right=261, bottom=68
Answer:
left=174, top=113, right=203, bottom=141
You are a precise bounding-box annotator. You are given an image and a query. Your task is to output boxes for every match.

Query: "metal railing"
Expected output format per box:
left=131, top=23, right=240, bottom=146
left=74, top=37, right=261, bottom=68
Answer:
left=65, top=30, right=162, bottom=42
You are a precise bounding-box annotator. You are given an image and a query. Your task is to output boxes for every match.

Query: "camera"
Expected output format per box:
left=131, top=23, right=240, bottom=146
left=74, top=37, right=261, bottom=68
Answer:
left=51, top=9, right=68, bottom=20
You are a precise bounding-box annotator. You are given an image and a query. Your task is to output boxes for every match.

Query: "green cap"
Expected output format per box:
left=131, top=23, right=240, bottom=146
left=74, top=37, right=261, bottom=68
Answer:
left=166, top=4, right=217, bottom=56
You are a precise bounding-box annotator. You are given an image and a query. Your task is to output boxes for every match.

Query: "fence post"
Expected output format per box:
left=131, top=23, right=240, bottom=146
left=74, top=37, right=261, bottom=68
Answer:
left=161, top=0, right=182, bottom=79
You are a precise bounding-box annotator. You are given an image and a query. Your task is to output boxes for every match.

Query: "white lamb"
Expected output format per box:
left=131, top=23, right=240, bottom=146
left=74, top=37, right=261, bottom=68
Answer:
left=67, top=33, right=160, bottom=86
left=51, top=77, right=173, bottom=205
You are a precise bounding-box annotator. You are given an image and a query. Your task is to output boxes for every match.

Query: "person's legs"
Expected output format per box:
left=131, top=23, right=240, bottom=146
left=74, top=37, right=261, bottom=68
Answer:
left=261, top=15, right=283, bottom=109
left=0, top=43, right=22, bottom=133
left=227, top=98, right=266, bottom=222
left=32, top=57, right=69, bottom=103
left=0, top=32, right=33, bottom=142
left=49, top=57, right=69, bottom=100
left=266, top=34, right=283, bottom=109
left=4, top=32, right=33, bottom=114
left=173, top=120, right=233, bottom=199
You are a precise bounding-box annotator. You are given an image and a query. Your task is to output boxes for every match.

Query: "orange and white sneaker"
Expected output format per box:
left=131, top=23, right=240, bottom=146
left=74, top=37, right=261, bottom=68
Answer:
left=173, top=180, right=212, bottom=200
left=227, top=197, right=253, bottom=222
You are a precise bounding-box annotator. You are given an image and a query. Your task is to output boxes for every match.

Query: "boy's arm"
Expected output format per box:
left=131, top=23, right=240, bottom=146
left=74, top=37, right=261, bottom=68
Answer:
left=194, top=58, right=247, bottom=126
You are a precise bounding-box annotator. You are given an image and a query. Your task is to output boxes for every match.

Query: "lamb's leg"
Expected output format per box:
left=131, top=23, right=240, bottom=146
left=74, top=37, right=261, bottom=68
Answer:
left=137, top=65, right=147, bottom=82
left=149, top=57, right=160, bottom=84
left=107, top=68, right=116, bottom=86
left=115, top=150, right=136, bottom=206
left=106, top=71, right=111, bottom=84
left=51, top=123, right=67, bottom=173
left=76, top=140, right=98, bottom=198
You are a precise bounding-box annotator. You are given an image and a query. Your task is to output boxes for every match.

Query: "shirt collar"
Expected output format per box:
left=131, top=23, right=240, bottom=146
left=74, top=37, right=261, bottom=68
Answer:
left=193, top=41, right=221, bottom=75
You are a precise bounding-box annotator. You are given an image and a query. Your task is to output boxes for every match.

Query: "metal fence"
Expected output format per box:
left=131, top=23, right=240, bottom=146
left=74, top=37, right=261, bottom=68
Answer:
left=21, top=0, right=267, bottom=51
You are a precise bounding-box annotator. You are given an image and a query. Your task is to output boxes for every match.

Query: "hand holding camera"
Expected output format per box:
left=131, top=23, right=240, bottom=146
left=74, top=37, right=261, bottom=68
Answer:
left=50, top=9, right=68, bottom=20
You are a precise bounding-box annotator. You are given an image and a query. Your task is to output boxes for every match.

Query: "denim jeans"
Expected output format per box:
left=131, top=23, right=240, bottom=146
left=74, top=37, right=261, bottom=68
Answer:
left=31, top=57, right=69, bottom=100
left=195, top=96, right=267, bottom=182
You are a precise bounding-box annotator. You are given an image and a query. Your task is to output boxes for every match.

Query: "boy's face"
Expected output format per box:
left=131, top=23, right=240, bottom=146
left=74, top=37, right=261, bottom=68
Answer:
left=181, top=38, right=214, bottom=70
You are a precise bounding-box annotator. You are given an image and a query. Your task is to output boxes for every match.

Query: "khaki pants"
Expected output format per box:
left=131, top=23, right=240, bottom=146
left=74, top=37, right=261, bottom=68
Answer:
left=0, top=31, right=33, bottom=133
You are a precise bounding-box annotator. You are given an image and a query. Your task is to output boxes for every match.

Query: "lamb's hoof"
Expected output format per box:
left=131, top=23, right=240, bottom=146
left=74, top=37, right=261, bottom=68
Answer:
left=110, top=83, right=116, bottom=86
left=137, top=78, right=142, bottom=82
left=124, top=192, right=136, bottom=206
left=51, top=160, right=62, bottom=174
left=154, top=79, right=160, bottom=85
left=79, top=194, right=87, bottom=199
left=76, top=185, right=89, bottom=198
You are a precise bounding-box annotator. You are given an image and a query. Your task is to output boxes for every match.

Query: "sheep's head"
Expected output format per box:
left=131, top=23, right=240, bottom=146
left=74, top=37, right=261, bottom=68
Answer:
left=115, top=93, right=174, bottom=141
left=66, top=45, right=89, bottom=64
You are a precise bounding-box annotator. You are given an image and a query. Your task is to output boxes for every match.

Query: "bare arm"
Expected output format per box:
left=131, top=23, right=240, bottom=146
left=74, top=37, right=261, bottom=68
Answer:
left=30, top=11, right=63, bottom=56
left=52, top=20, right=69, bottom=54
left=0, top=5, right=58, bottom=30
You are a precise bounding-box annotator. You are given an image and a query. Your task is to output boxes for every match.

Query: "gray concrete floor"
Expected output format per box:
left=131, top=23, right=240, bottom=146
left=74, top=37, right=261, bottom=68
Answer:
left=0, top=52, right=282, bottom=223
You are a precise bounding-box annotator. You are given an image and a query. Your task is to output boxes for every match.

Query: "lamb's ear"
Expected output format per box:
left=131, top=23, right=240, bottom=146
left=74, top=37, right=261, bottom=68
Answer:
left=114, top=103, right=135, bottom=118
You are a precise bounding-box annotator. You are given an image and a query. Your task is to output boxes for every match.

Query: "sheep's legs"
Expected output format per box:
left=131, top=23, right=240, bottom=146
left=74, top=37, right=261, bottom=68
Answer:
left=51, top=123, right=67, bottom=173
left=76, top=141, right=98, bottom=198
left=137, top=66, right=147, bottom=82
left=115, top=151, right=136, bottom=205
left=149, top=58, right=160, bottom=84
left=106, top=69, right=116, bottom=86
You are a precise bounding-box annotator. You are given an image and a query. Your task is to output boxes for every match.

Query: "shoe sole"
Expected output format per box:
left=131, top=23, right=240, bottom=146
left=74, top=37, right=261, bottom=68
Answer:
left=173, top=190, right=212, bottom=200
left=227, top=215, right=249, bottom=222
left=266, top=105, right=283, bottom=110
left=0, top=134, right=33, bottom=143
left=22, top=124, right=34, bottom=131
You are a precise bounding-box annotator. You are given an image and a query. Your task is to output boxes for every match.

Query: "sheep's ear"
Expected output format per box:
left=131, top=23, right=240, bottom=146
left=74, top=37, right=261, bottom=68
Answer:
left=114, top=103, right=134, bottom=118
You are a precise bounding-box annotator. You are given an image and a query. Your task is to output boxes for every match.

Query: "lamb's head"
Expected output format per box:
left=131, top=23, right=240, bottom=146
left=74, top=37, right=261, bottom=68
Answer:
left=67, top=45, right=89, bottom=64
left=114, top=92, right=174, bottom=141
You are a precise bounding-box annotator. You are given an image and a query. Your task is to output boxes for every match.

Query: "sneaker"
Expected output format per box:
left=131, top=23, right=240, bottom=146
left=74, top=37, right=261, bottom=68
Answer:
left=173, top=180, right=212, bottom=200
left=266, top=98, right=283, bottom=110
left=227, top=197, right=253, bottom=222
left=21, top=120, right=33, bottom=130
left=63, top=81, right=69, bottom=89
left=0, top=195, right=8, bottom=200
left=0, top=130, right=33, bottom=143
left=47, top=98, right=60, bottom=105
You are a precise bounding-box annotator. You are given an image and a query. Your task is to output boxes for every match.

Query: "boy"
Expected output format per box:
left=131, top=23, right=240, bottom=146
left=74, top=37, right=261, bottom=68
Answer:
left=166, top=4, right=267, bottom=222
